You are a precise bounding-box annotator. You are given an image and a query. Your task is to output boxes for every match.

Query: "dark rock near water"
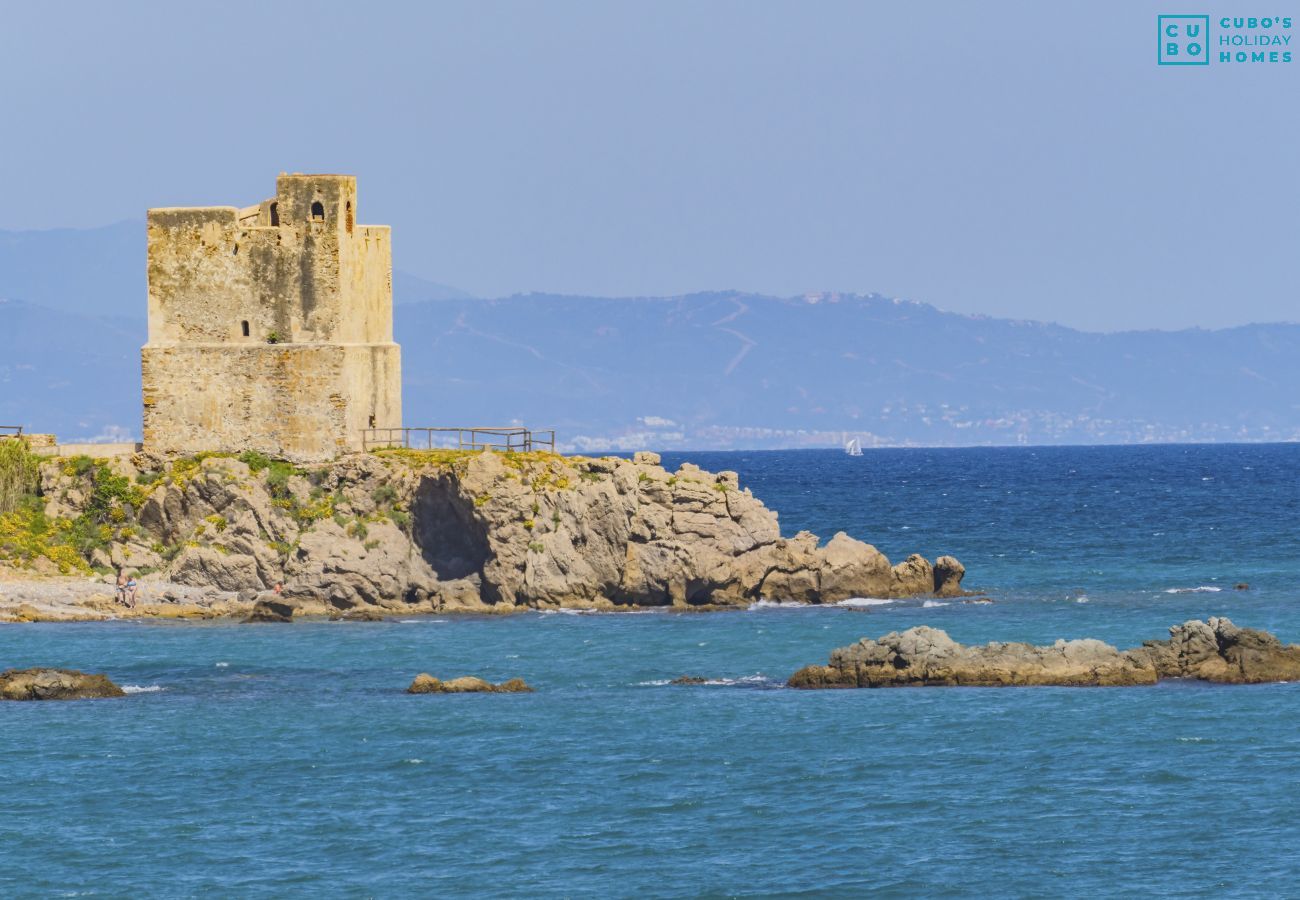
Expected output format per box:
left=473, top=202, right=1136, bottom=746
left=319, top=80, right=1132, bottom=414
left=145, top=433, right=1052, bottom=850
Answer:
left=243, top=598, right=296, bottom=623
left=0, top=668, right=126, bottom=700
left=406, top=674, right=534, bottom=694
left=933, top=556, right=966, bottom=598
left=788, top=618, right=1300, bottom=688
left=669, top=675, right=708, bottom=685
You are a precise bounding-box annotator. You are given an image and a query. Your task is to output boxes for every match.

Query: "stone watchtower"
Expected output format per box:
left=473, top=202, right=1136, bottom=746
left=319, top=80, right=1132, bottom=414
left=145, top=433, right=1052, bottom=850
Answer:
left=142, top=174, right=401, bottom=462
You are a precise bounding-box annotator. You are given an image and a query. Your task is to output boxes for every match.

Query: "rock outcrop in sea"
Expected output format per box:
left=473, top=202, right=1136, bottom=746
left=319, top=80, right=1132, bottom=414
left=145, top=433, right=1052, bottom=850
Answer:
left=22, top=449, right=963, bottom=615
left=788, top=618, right=1300, bottom=688
left=407, top=675, right=534, bottom=694
left=0, top=668, right=126, bottom=700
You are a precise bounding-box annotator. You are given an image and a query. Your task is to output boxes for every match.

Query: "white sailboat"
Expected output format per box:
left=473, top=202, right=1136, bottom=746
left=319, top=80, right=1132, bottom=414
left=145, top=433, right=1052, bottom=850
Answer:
left=844, top=437, right=863, bottom=456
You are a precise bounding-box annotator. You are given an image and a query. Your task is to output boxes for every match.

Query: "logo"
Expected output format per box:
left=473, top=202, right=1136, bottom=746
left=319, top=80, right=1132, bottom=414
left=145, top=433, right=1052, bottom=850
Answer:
left=1159, top=15, right=1210, bottom=64
left=1158, top=15, right=1293, bottom=65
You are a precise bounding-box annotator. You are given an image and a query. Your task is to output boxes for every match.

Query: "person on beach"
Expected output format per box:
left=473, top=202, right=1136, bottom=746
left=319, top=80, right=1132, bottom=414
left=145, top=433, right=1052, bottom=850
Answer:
left=115, top=571, right=128, bottom=605
left=273, top=582, right=284, bottom=595
left=125, top=574, right=138, bottom=608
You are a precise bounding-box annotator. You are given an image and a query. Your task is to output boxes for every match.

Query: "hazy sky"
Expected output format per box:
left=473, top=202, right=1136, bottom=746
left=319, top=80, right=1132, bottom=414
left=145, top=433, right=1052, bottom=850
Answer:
left=0, top=0, right=1295, bottom=331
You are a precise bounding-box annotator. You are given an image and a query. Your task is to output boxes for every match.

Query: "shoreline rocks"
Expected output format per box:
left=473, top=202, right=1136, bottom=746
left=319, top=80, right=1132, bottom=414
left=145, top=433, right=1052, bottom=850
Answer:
left=11, top=450, right=965, bottom=615
left=406, top=674, right=533, bottom=694
left=788, top=618, right=1300, bottom=688
left=0, top=668, right=126, bottom=700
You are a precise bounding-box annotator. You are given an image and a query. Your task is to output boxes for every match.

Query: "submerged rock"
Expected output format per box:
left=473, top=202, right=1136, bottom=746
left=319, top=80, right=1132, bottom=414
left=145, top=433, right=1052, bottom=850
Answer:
left=788, top=618, right=1300, bottom=688
left=669, top=675, right=708, bottom=685
left=406, top=674, right=534, bottom=694
left=329, top=608, right=387, bottom=622
left=0, top=668, right=126, bottom=700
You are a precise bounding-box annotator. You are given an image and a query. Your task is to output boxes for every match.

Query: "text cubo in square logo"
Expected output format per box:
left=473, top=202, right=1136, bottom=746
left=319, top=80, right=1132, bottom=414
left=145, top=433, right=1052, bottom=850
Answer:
left=1159, top=15, right=1210, bottom=64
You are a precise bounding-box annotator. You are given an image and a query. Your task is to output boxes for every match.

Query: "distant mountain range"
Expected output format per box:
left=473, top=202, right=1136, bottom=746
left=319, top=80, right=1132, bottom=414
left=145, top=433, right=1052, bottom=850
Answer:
left=2, top=222, right=1297, bottom=449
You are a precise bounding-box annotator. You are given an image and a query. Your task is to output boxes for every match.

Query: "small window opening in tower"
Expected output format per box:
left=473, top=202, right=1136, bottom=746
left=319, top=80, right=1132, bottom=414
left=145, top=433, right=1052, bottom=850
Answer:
left=346, top=200, right=354, bottom=234
left=368, top=414, right=377, bottom=428
left=241, top=320, right=250, bottom=337
left=311, top=201, right=325, bottom=220
left=232, top=243, right=239, bottom=255
left=269, top=202, right=279, bottom=226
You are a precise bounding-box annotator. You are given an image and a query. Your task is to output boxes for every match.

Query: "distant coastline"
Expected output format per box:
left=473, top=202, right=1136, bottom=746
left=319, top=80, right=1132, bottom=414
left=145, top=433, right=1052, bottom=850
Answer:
left=3, top=223, right=1299, bottom=448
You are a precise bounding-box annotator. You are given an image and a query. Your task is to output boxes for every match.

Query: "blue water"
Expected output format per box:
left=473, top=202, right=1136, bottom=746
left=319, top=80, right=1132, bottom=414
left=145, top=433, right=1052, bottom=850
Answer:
left=4, top=444, right=1300, bottom=897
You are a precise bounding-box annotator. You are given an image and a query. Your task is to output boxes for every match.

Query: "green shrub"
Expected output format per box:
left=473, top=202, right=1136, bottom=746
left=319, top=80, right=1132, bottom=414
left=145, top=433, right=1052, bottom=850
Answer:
left=264, top=463, right=294, bottom=497
left=0, top=497, right=89, bottom=573
left=62, top=455, right=97, bottom=477
left=238, top=450, right=274, bottom=473
left=0, top=439, right=40, bottom=515
left=83, top=463, right=146, bottom=525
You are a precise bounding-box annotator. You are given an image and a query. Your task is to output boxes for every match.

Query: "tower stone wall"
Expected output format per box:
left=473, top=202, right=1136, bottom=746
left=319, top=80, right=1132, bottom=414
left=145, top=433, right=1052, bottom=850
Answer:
left=141, top=174, right=401, bottom=462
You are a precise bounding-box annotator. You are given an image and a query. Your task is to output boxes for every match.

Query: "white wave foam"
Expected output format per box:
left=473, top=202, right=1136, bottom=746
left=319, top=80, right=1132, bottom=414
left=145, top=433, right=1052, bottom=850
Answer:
left=639, top=674, right=778, bottom=687
left=1076, top=596, right=1090, bottom=604
left=922, top=600, right=949, bottom=608
left=1164, top=586, right=1222, bottom=594
left=836, top=597, right=895, bottom=608
left=215, top=662, right=229, bottom=668
left=402, top=758, right=424, bottom=765
left=702, top=674, right=771, bottom=686
left=122, top=684, right=164, bottom=694
left=748, top=599, right=811, bottom=610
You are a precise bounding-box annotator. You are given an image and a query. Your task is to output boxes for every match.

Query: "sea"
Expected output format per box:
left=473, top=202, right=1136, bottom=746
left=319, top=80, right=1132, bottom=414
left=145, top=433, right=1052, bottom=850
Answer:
left=3, top=444, right=1299, bottom=897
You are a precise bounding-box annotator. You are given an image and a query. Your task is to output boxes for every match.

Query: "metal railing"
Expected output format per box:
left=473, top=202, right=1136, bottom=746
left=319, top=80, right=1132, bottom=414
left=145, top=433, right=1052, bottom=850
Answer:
left=362, top=426, right=556, bottom=453
left=0, top=425, right=23, bottom=439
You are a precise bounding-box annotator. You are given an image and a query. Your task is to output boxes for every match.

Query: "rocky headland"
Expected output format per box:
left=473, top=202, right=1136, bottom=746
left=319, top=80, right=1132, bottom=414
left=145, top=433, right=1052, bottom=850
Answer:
left=0, top=448, right=964, bottom=619
left=788, top=618, right=1300, bottom=688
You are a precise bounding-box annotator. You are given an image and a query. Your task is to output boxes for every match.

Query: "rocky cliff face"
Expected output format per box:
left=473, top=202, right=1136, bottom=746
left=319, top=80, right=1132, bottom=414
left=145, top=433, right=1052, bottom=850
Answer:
left=31, top=449, right=963, bottom=613
left=788, top=618, right=1300, bottom=688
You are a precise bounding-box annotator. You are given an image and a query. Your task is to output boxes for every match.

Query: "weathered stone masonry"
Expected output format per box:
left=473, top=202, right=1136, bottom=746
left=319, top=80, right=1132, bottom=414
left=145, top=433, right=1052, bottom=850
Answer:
left=142, top=174, right=401, bottom=462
